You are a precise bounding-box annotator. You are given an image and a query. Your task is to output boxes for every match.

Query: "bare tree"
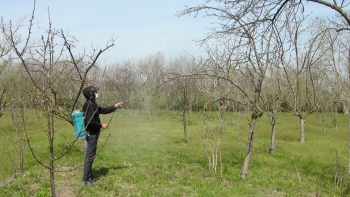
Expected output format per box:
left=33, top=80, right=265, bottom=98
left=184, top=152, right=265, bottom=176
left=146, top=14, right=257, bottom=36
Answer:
left=176, top=0, right=331, bottom=178
left=262, top=58, right=288, bottom=154
left=179, top=1, right=350, bottom=178
left=280, top=13, right=339, bottom=142
left=0, top=29, right=11, bottom=118
left=103, top=60, right=141, bottom=109
left=180, top=4, right=280, bottom=177
left=1, top=3, right=115, bottom=196
left=166, top=56, right=201, bottom=142
left=327, top=28, right=350, bottom=116
left=137, top=52, right=166, bottom=123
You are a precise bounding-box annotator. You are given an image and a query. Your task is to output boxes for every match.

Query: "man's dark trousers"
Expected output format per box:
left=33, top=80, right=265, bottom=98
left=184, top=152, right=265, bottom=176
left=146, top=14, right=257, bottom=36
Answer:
left=83, top=134, right=99, bottom=181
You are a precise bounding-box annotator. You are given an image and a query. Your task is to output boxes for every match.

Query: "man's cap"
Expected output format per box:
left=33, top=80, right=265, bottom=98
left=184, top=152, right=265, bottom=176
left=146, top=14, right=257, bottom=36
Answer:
left=82, top=86, right=100, bottom=100
left=91, top=86, right=100, bottom=92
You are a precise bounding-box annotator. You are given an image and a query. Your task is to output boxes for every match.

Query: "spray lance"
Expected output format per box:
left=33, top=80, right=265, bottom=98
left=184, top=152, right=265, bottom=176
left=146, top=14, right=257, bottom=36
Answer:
left=107, top=100, right=127, bottom=125
left=105, top=81, right=165, bottom=125
left=106, top=91, right=145, bottom=125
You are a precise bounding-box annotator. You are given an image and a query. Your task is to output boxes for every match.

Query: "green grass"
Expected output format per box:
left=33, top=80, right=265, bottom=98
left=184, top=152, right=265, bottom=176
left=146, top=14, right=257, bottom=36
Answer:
left=0, top=110, right=349, bottom=196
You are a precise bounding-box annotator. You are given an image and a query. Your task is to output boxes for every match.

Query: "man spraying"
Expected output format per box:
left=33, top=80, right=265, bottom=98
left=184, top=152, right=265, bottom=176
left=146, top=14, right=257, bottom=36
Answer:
left=81, top=85, right=124, bottom=187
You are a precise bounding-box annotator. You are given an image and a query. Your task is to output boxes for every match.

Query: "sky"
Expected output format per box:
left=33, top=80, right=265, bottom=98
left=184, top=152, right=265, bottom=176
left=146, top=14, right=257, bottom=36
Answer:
left=1, top=0, right=340, bottom=65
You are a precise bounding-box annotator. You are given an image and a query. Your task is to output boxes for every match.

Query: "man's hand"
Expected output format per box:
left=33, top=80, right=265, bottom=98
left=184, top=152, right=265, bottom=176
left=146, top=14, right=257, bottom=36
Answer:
left=101, top=124, right=108, bottom=129
left=115, top=102, right=124, bottom=108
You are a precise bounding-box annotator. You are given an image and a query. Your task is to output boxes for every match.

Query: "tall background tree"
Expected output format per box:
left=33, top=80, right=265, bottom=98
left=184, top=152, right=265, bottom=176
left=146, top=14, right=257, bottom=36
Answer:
left=179, top=0, right=350, bottom=178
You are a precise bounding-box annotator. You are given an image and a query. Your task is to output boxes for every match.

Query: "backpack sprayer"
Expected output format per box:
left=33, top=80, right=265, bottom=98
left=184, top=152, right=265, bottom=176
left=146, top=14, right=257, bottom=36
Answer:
left=72, top=110, right=86, bottom=139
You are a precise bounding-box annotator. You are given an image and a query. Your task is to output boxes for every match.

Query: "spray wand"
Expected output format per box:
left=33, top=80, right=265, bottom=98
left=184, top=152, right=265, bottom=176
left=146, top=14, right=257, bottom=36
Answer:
left=107, top=101, right=127, bottom=125
left=106, top=82, right=164, bottom=125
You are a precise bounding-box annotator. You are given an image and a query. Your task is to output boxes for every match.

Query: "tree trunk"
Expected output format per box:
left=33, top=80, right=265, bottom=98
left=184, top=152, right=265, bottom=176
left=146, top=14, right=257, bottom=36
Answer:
left=300, top=118, right=305, bottom=143
left=269, top=116, right=276, bottom=154
left=182, top=86, right=188, bottom=143
left=182, top=107, right=188, bottom=143
left=343, top=101, right=349, bottom=115
left=241, top=118, right=256, bottom=178
left=19, top=129, right=24, bottom=172
left=333, top=107, right=338, bottom=129
left=19, top=106, right=25, bottom=172
left=48, top=109, right=56, bottom=197
left=348, top=114, right=350, bottom=188
left=50, top=161, right=56, bottom=197
left=322, top=112, right=326, bottom=133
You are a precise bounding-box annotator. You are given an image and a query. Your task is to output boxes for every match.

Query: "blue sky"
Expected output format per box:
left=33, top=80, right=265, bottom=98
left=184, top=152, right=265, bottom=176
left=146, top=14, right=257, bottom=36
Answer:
left=1, top=1, right=339, bottom=65
left=2, top=0, right=212, bottom=64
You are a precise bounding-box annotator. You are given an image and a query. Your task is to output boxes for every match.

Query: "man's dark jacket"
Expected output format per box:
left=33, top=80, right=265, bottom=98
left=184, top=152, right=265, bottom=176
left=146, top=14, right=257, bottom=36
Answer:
left=82, top=86, right=116, bottom=135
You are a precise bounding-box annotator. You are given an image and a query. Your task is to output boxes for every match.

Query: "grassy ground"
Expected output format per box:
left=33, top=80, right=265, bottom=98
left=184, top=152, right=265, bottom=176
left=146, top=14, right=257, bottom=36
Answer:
left=0, top=109, right=349, bottom=196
